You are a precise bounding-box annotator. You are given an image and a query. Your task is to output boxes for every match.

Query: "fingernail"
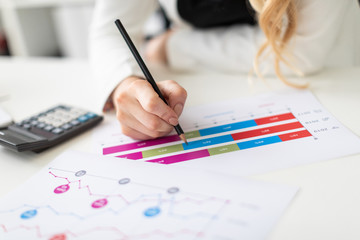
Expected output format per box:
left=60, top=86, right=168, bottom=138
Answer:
left=169, top=117, right=178, bottom=126
left=174, top=104, right=183, bottom=116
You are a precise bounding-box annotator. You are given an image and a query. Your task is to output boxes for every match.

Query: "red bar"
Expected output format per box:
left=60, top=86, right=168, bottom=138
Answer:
left=255, top=113, right=295, bottom=125
left=232, top=122, right=304, bottom=141
left=278, top=130, right=312, bottom=141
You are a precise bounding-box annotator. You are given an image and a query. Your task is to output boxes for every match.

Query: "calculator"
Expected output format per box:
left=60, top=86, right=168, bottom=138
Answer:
left=0, top=105, right=103, bottom=152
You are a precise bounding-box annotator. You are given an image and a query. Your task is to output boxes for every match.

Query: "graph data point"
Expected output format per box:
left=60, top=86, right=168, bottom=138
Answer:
left=20, top=209, right=37, bottom=219
left=91, top=198, right=108, bottom=209
left=118, top=178, right=131, bottom=185
left=144, top=207, right=161, bottom=217
left=49, top=233, right=67, bottom=240
left=54, top=184, right=70, bottom=194
left=167, top=187, right=180, bottom=194
left=75, top=170, right=87, bottom=177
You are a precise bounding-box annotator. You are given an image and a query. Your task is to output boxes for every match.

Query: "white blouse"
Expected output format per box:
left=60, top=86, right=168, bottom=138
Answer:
left=89, top=0, right=360, bottom=111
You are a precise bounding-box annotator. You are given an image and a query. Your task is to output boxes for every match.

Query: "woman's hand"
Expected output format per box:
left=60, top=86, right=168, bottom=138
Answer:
left=112, top=76, right=187, bottom=140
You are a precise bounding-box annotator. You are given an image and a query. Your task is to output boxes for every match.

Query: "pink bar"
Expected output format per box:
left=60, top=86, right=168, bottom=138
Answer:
left=103, top=135, right=180, bottom=155
left=116, top=151, right=143, bottom=160
left=146, top=150, right=210, bottom=165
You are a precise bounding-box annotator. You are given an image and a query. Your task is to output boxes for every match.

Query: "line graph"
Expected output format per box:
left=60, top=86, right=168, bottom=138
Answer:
left=49, top=170, right=227, bottom=204
left=0, top=151, right=298, bottom=240
left=48, top=169, right=230, bottom=220
left=49, top=171, right=130, bottom=206
left=0, top=167, right=235, bottom=239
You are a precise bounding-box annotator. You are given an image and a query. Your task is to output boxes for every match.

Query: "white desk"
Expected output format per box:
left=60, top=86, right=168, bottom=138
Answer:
left=1, top=57, right=360, bottom=240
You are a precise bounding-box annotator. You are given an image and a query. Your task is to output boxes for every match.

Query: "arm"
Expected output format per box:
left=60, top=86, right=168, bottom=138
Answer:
left=166, top=0, right=352, bottom=76
left=89, top=0, right=187, bottom=140
left=89, top=0, right=158, bottom=112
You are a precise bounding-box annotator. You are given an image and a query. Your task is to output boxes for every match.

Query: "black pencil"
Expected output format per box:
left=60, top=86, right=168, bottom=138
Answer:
left=115, top=19, right=188, bottom=145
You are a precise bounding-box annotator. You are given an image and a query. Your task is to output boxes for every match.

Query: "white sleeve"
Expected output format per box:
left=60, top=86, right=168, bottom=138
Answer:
left=166, top=0, right=352, bottom=76
left=89, top=0, right=158, bottom=112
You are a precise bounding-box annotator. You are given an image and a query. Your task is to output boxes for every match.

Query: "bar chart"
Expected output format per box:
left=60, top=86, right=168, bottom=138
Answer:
left=103, top=112, right=312, bottom=164
left=94, top=90, right=360, bottom=176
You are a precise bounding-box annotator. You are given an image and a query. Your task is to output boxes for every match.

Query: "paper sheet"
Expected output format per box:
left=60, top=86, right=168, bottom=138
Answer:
left=0, top=151, right=297, bottom=240
left=94, top=90, right=360, bottom=176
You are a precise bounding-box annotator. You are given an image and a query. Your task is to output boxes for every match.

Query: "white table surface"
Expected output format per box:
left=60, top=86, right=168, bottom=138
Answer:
left=1, top=57, right=360, bottom=240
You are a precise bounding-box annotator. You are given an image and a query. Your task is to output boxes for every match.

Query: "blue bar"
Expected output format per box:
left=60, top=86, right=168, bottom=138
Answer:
left=199, top=120, right=257, bottom=136
left=237, top=136, right=282, bottom=150
left=183, top=135, right=234, bottom=150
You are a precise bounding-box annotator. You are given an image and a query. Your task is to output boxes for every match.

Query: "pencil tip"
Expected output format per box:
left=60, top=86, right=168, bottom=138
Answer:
left=179, top=134, right=188, bottom=145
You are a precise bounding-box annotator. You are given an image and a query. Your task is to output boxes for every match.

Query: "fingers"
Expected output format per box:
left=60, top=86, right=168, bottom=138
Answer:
left=119, top=115, right=171, bottom=140
left=112, top=77, right=187, bottom=140
left=158, top=80, right=187, bottom=116
left=117, top=100, right=173, bottom=136
left=132, top=80, right=180, bottom=126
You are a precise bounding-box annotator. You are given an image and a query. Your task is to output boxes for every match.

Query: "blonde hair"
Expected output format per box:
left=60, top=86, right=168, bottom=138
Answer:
left=249, top=0, right=308, bottom=88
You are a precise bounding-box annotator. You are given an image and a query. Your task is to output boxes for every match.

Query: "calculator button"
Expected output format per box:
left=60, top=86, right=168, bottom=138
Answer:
left=22, top=123, right=31, bottom=129
left=69, top=113, right=81, bottom=119
left=53, top=118, right=66, bottom=125
left=36, top=122, right=46, bottom=129
left=52, top=122, right=64, bottom=128
left=30, top=120, right=39, bottom=126
left=20, top=120, right=29, bottom=125
left=86, top=112, right=96, bottom=119
left=70, top=120, right=80, bottom=126
left=61, top=124, right=72, bottom=130
left=54, top=112, right=63, bottom=118
left=22, top=118, right=33, bottom=124
left=42, top=119, right=51, bottom=125
left=38, top=116, right=46, bottom=122
left=78, top=115, right=89, bottom=123
left=71, top=109, right=86, bottom=116
left=52, top=128, right=64, bottom=134
left=62, top=114, right=72, bottom=121
left=44, top=125, right=54, bottom=131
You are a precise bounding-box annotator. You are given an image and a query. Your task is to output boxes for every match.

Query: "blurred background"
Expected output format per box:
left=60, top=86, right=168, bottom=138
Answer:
left=0, top=0, right=359, bottom=62
left=0, top=0, right=166, bottom=58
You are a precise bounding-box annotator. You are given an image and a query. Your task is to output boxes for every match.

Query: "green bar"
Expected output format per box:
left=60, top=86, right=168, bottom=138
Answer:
left=208, top=144, right=240, bottom=156
left=185, top=130, right=201, bottom=139
left=142, top=144, right=184, bottom=158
